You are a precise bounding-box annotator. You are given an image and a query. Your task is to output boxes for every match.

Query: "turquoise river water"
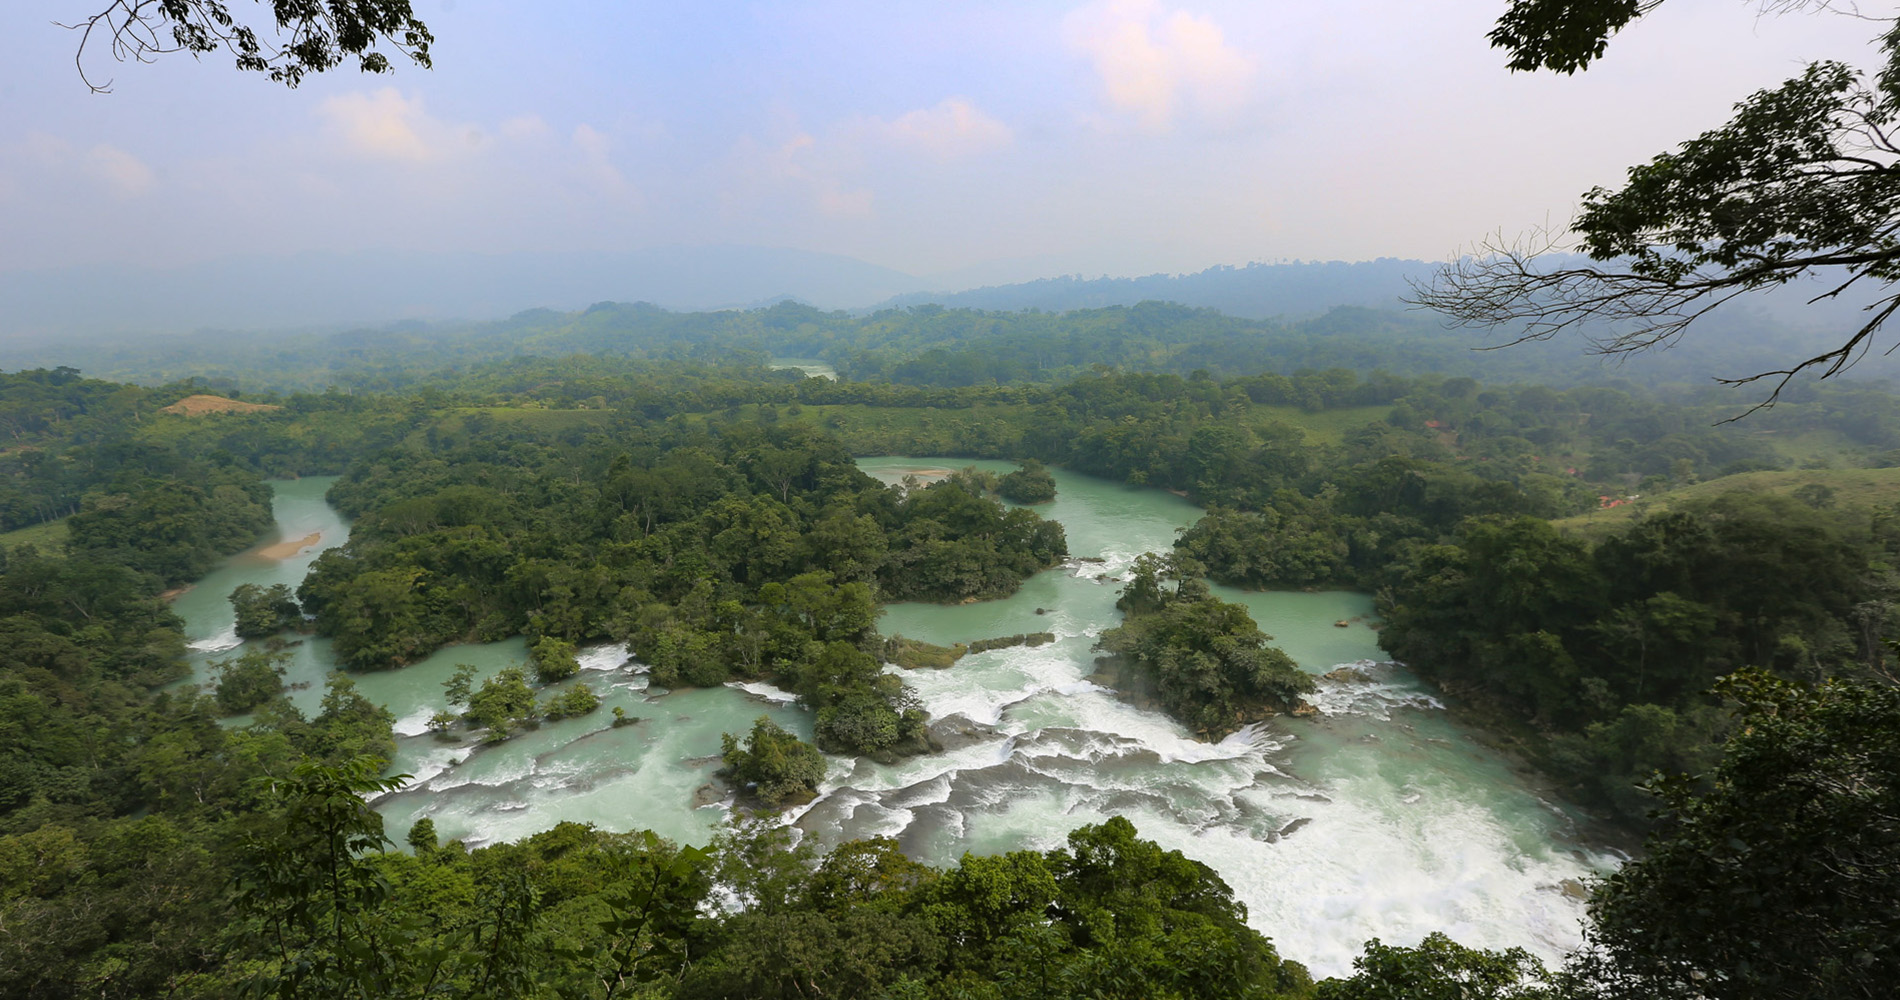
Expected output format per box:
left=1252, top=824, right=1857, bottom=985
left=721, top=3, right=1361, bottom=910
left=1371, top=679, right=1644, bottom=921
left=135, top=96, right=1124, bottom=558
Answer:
left=174, top=462, right=1616, bottom=977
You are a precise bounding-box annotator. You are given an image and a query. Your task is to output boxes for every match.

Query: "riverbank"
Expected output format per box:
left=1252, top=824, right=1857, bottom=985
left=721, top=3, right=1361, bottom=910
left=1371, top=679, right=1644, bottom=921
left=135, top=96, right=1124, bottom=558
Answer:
left=1415, top=674, right=1649, bottom=858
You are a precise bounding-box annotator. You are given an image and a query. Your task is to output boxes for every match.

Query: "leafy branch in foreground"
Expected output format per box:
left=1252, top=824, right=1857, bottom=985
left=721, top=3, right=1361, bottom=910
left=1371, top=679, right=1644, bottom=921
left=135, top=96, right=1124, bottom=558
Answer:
left=60, top=0, right=432, bottom=92
left=233, top=757, right=416, bottom=1000
left=1417, top=7, right=1900, bottom=411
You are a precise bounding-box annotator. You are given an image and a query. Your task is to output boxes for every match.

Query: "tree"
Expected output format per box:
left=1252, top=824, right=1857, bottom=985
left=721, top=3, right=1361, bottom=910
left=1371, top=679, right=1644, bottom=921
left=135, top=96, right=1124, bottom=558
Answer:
left=1096, top=554, right=1314, bottom=738
left=464, top=666, right=538, bottom=742
left=1413, top=3, right=1900, bottom=407
left=720, top=716, right=827, bottom=809
left=231, top=581, right=301, bottom=637
left=1317, top=933, right=1551, bottom=1000
left=541, top=682, right=600, bottom=720
left=997, top=459, right=1058, bottom=504
left=1570, top=669, right=1900, bottom=999
left=63, top=0, right=432, bottom=93
left=232, top=757, right=414, bottom=1000
left=529, top=634, right=580, bottom=683
left=210, top=645, right=287, bottom=714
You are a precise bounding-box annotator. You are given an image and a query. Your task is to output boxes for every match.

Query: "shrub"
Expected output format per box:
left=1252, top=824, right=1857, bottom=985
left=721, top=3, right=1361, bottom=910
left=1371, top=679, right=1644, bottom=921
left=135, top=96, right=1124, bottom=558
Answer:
left=530, top=635, right=581, bottom=683
left=541, top=683, right=600, bottom=720
left=720, top=716, right=826, bottom=809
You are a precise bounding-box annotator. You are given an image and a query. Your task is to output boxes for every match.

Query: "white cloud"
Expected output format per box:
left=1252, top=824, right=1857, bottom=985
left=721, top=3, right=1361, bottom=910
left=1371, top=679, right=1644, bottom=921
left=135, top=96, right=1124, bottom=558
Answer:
left=748, top=130, right=874, bottom=218
left=4, top=135, right=155, bottom=198
left=1064, top=0, right=1255, bottom=129
left=883, top=98, right=1013, bottom=158
left=720, top=98, right=1006, bottom=225
left=316, top=88, right=442, bottom=162
left=83, top=145, right=157, bottom=197
left=572, top=124, right=641, bottom=206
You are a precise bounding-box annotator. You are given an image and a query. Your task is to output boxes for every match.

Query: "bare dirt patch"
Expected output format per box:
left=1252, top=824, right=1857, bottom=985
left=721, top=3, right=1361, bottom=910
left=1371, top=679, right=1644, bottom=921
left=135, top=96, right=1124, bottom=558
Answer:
left=255, top=532, right=322, bottom=560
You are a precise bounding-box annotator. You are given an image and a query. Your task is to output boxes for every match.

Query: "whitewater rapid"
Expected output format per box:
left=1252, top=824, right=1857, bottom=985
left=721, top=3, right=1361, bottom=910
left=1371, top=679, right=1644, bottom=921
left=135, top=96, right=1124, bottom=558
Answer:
left=175, top=464, right=1616, bottom=977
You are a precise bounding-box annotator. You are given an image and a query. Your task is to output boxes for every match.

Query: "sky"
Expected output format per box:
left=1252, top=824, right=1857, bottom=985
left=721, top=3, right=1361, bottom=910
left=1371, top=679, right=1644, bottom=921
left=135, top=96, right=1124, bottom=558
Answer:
left=0, top=1, right=1886, bottom=286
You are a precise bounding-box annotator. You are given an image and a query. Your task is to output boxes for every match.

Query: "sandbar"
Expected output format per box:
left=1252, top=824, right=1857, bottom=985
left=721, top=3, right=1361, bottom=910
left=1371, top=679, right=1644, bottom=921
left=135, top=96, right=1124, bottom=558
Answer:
left=255, top=532, right=322, bottom=560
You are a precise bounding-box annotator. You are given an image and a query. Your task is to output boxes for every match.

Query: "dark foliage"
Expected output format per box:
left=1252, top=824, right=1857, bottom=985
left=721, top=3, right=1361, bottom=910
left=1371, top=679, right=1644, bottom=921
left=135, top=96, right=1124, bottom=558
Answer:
left=1096, top=554, right=1314, bottom=738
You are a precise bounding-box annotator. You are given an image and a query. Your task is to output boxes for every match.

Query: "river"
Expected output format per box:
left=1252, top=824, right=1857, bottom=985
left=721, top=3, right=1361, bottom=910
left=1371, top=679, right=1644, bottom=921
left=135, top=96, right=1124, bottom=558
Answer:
left=176, top=462, right=1615, bottom=977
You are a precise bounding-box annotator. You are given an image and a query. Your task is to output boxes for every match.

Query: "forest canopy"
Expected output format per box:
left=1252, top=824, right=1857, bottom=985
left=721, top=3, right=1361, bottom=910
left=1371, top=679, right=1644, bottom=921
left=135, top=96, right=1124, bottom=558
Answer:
left=2, top=354, right=1897, bottom=996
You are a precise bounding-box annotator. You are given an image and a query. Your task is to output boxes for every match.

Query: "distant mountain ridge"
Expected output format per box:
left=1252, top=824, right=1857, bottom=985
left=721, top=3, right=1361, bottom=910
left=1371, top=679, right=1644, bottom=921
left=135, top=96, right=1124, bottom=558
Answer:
left=876, top=259, right=1433, bottom=319
left=0, top=246, right=931, bottom=340
left=0, top=253, right=1438, bottom=342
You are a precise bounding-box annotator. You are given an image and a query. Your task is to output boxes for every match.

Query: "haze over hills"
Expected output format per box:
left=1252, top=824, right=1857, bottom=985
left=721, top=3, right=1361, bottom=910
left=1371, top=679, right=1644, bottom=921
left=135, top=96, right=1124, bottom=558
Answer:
left=1, top=249, right=1441, bottom=344
left=0, top=246, right=933, bottom=339
left=6, top=245, right=1895, bottom=396
left=874, top=258, right=1431, bottom=319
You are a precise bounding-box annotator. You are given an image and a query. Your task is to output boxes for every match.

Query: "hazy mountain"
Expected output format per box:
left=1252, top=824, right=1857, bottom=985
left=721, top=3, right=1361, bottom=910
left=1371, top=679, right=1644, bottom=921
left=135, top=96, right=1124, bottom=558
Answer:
left=0, top=246, right=931, bottom=341
left=876, top=259, right=1432, bottom=319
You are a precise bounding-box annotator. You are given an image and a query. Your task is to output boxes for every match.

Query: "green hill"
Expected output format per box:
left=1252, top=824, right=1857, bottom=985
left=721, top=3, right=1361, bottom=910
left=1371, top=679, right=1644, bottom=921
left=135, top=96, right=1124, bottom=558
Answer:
left=1551, top=467, right=1900, bottom=540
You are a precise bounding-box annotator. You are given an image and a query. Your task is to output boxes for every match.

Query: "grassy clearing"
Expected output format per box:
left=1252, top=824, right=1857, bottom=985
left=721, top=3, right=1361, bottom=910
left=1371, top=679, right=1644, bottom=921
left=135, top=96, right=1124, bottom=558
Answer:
left=1551, top=467, right=1900, bottom=541
left=1748, top=426, right=1875, bottom=469
left=0, top=517, right=68, bottom=554
left=1248, top=405, right=1388, bottom=445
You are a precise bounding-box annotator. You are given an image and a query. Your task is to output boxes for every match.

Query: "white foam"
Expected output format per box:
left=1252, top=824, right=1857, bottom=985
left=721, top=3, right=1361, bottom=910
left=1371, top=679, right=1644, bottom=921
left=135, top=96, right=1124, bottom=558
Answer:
left=401, top=750, right=461, bottom=788
left=1013, top=684, right=1280, bottom=765
left=362, top=491, right=1614, bottom=980
left=1090, top=549, right=1149, bottom=578
left=577, top=643, right=633, bottom=672
left=1204, top=773, right=1609, bottom=976
left=725, top=680, right=799, bottom=705
left=392, top=705, right=440, bottom=738
left=1309, top=660, right=1445, bottom=721
left=899, top=641, right=1083, bottom=726
left=425, top=749, right=538, bottom=792
left=188, top=627, right=242, bottom=653
left=796, top=637, right=1606, bottom=978
left=885, top=772, right=954, bottom=810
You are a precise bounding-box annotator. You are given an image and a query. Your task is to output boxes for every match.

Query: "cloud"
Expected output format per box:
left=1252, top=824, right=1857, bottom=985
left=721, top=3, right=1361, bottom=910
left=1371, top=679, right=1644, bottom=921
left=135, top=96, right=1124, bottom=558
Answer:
left=882, top=98, right=1013, bottom=158
left=3, top=135, right=155, bottom=198
left=750, top=130, right=874, bottom=218
left=1064, top=0, right=1255, bottom=129
left=83, top=145, right=157, bottom=197
left=572, top=124, right=641, bottom=206
left=721, top=97, right=1010, bottom=228
left=316, top=88, right=442, bottom=162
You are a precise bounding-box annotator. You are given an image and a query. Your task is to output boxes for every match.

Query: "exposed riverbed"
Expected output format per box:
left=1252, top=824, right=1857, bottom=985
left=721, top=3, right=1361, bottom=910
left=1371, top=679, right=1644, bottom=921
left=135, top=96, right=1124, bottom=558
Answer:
left=175, top=462, right=1615, bottom=977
